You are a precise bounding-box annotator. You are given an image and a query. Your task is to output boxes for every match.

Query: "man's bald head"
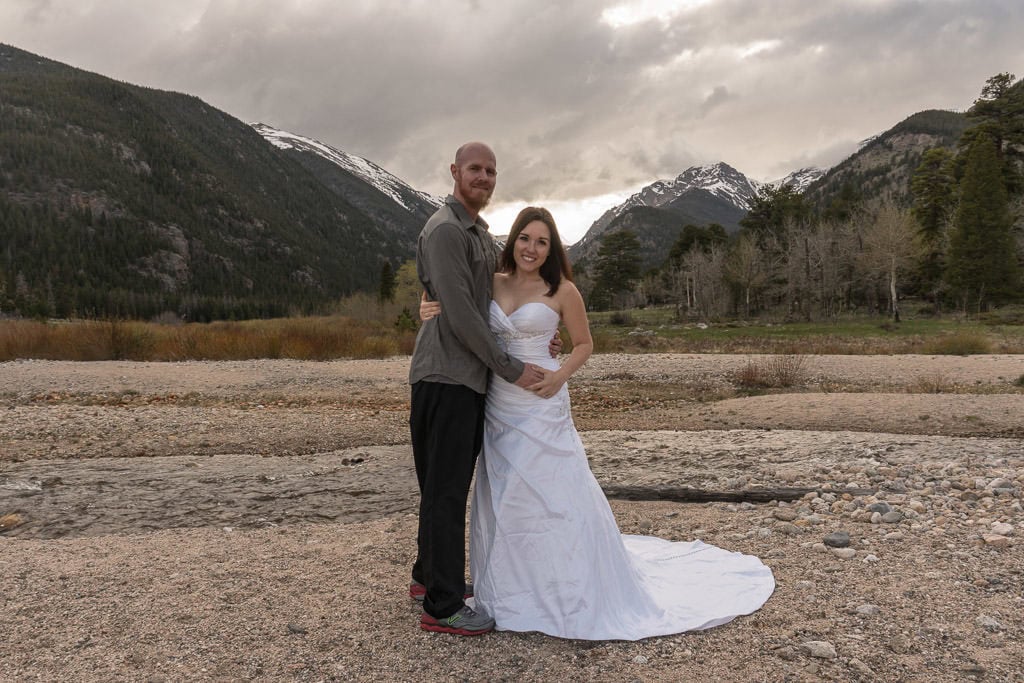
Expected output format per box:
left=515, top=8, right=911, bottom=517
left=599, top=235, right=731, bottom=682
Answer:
left=454, top=141, right=495, bottom=167
left=451, top=142, right=497, bottom=217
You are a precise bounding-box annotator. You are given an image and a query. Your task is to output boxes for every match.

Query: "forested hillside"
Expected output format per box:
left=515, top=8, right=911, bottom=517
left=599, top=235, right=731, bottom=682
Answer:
left=0, top=44, right=413, bottom=320
left=805, top=109, right=971, bottom=215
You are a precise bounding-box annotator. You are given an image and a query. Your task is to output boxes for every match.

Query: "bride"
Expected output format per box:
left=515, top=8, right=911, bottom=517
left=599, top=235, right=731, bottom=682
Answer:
left=422, top=207, right=774, bottom=640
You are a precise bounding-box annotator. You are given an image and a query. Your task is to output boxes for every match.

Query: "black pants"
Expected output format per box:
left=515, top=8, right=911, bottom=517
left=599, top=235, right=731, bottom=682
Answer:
left=409, top=380, right=486, bottom=619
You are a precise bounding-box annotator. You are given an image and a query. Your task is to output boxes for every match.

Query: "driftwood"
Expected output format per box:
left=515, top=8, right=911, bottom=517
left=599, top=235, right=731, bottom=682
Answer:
left=601, top=484, right=875, bottom=504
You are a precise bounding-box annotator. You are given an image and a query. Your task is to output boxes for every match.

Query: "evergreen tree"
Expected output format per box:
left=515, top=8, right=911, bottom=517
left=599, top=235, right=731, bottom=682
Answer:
left=911, top=147, right=957, bottom=307
left=961, top=72, right=1024, bottom=196
left=946, top=134, right=1020, bottom=311
left=667, top=224, right=728, bottom=265
left=378, top=261, right=396, bottom=303
left=739, top=184, right=810, bottom=246
left=589, top=231, right=641, bottom=311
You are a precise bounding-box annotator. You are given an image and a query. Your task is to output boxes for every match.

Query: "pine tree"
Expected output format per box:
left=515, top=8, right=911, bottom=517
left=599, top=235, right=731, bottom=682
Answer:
left=590, top=231, right=641, bottom=311
left=378, top=261, right=396, bottom=303
left=961, top=72, right=1024, bottom=196
left=946, top=134, right=1021, bottom=312
left=911, top=147, right=957, bottom=308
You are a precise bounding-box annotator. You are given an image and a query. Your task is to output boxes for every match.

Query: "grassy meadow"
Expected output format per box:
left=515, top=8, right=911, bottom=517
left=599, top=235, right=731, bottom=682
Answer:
left=2, top=301, right=1024, bottom=362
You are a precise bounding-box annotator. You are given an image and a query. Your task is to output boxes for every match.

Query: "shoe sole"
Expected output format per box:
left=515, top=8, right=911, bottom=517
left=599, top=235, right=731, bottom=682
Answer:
left=420, top=620, right=493, bottom=636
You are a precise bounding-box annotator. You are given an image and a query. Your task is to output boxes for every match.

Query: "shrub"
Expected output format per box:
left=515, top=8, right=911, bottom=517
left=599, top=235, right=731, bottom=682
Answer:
left=609, top=311, right=634, bottom=326
left=924, top=332, right=992, bottom=356
left=911, top=371, right=953, bottom=394
left=732, top=355, right=807, bottom=389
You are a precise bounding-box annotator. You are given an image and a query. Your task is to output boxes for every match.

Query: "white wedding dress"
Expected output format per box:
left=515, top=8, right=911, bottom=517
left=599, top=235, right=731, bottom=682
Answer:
left=470, top=301, right=775, bottom=640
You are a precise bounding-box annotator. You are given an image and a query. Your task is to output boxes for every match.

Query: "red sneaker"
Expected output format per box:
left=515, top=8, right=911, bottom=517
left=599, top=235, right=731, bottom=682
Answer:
left=420, top=605, right=494, bottom=636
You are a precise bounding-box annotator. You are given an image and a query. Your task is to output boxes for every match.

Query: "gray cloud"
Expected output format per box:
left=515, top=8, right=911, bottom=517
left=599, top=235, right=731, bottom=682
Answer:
left=3, top=0, right=1023, bottom=202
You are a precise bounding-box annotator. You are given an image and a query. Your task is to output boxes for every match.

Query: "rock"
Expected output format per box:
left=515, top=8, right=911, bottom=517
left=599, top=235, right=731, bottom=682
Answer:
left=800, top=640, right=837, bottom=659
left=880, top=511, right=904, bottom=524
left=773, top=508, right=798, bottom=522
left=823, top=531, right=850, bottom=548
left=884, top=531, right=904, bottom=541
left=975, top=615, right=1002, bottom=632
left=870, top=512, right=882, bottom=524
left=867, top=502, right=892, bottom=514
left=776, top=522, right=801, bottom=536
left=632, top=655, right=649, bottom=664
left=987, top=477, right=1013, bottom=490
left=863, top=554, right=880, bottom=563
left=287, top=623, right=308, bottom=635
left=775, top=646, right=797, bottom=661
left=831, top=547, right=857, bottom=560
left=849, top=658, right=875, bottom=678
left=982, top=534, right=1011, bottom=548
left=856, top=604, right=880, bottom=616
left=990, top=522, right=1014, bottom=536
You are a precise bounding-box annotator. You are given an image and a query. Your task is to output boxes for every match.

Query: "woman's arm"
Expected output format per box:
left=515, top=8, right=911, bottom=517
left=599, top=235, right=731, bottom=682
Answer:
left=528, top=282, right=593, bottom=398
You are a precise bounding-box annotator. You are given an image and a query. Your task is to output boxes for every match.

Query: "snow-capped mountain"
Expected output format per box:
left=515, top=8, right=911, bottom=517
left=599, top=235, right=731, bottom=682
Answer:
left=251, top=123, right=441, bottom=213
left=252, top=123, right=441, bottom=254
left=768, top=167, right=825, bottom=193
left=569, top=162, right=758, bottom=262
left=611, top=161, right=759, bottom=219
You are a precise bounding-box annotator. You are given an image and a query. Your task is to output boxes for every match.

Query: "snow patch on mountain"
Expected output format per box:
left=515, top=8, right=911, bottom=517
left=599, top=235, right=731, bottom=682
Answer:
left=251, top=123, right=441, bottom=212
left=767, top=167, right=825, bottom=193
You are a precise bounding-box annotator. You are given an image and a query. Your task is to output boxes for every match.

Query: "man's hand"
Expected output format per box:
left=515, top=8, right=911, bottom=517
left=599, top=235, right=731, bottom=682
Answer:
left=527, top=368, right=567, bottom=399
left=419, top=292, right=441, bottom=321
left=548, top=330, right=563, bottom=358
left=513, top=363, right=546, bottom=388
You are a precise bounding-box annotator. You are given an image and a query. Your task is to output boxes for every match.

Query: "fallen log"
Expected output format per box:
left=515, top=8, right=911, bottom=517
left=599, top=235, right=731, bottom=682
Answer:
left=601, top=484, right=875, bottom=504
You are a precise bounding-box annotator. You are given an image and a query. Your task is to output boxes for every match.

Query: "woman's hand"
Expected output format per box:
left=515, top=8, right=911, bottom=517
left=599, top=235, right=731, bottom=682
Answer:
left=548, top=330, right=562, bottom=358
left=527, top=368, right=567, bottom=399
left=419, top=292, right=441, bottom=321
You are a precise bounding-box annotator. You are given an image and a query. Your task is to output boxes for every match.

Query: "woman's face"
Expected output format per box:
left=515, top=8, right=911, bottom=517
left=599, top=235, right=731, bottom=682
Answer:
left=513, top=220, right=551, bottom=275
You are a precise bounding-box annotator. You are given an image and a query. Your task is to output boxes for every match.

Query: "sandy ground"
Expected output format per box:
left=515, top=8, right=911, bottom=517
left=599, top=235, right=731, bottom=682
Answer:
left=1, top=354, right=1023, bottom=682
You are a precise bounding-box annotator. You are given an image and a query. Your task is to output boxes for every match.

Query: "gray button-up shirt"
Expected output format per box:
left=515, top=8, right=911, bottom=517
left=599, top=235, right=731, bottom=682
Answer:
left=408, top=195, right=525, bottom=394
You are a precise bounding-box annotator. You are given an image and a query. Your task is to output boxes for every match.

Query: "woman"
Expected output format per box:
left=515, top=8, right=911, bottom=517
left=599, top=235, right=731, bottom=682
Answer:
left=421, top=207, right=774, bottom=640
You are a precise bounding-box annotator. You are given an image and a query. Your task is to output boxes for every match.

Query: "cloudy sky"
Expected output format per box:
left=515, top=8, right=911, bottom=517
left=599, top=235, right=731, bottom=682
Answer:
left=4, top=0, right=1023, bottom=242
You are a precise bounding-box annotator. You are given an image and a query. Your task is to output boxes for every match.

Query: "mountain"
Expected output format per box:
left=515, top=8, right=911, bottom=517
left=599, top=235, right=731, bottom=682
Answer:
left=803, top=109, right=969, bottom=212
left=769, top=167, right=826, bottom=193
left=0, top=44, right=425, bottom=321
left=251, top=123, right=440, bottom=254
left=569, top=162, right=759, bottom=268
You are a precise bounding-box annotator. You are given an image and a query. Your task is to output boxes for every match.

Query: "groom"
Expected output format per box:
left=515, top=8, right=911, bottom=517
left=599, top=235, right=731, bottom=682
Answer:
left=408, top=142, right=546, bottom=636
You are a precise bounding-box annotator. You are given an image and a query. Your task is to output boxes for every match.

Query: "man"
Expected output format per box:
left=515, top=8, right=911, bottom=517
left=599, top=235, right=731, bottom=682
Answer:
left=408, top=142, right=545, bottom=636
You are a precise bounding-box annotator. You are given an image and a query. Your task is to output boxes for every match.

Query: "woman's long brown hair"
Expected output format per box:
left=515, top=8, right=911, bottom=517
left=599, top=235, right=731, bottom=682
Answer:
left=499, top=206, right=574, bottom=296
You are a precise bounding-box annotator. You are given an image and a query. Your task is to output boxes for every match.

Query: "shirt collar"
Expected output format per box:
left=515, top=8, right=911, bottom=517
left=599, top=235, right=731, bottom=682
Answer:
left=446, top=194, right=490, bottom=232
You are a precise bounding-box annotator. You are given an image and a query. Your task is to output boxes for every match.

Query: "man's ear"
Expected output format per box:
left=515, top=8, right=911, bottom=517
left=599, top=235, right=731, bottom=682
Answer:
left=450, top=163, right=458, bottom=179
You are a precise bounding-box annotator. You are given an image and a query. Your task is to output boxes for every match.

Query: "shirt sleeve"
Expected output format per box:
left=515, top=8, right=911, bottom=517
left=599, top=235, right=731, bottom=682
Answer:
left=422, top=222, right=525, bottom=384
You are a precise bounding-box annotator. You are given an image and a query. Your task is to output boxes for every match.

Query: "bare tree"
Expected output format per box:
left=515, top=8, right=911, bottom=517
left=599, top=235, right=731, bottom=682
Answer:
left=724, top=234, right=769, bottom=318
left=856, top=203, right=922, bottom=322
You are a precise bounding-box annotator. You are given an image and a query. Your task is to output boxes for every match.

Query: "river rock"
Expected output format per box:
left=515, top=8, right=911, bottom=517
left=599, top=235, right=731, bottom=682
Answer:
left=800, top=641, right=837, bottom=659
left=823, top=531, right=850, bottom=548
left=990, top=522, right=1014, bottom=536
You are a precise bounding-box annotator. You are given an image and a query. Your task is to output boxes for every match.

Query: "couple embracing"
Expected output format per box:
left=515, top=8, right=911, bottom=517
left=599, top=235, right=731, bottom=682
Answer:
left=408, top=142, right=774, bottom=640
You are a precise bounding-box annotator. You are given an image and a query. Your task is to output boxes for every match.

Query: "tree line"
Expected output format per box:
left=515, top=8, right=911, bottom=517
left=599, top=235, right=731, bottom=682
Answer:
left=582, top=74, right=1024, bottom=320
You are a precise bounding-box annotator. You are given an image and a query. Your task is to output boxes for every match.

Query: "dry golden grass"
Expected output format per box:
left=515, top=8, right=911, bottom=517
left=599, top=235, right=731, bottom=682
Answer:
left=732, top=355, right=808, bottom=389
left=0, top=317, right=416, bottom=362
